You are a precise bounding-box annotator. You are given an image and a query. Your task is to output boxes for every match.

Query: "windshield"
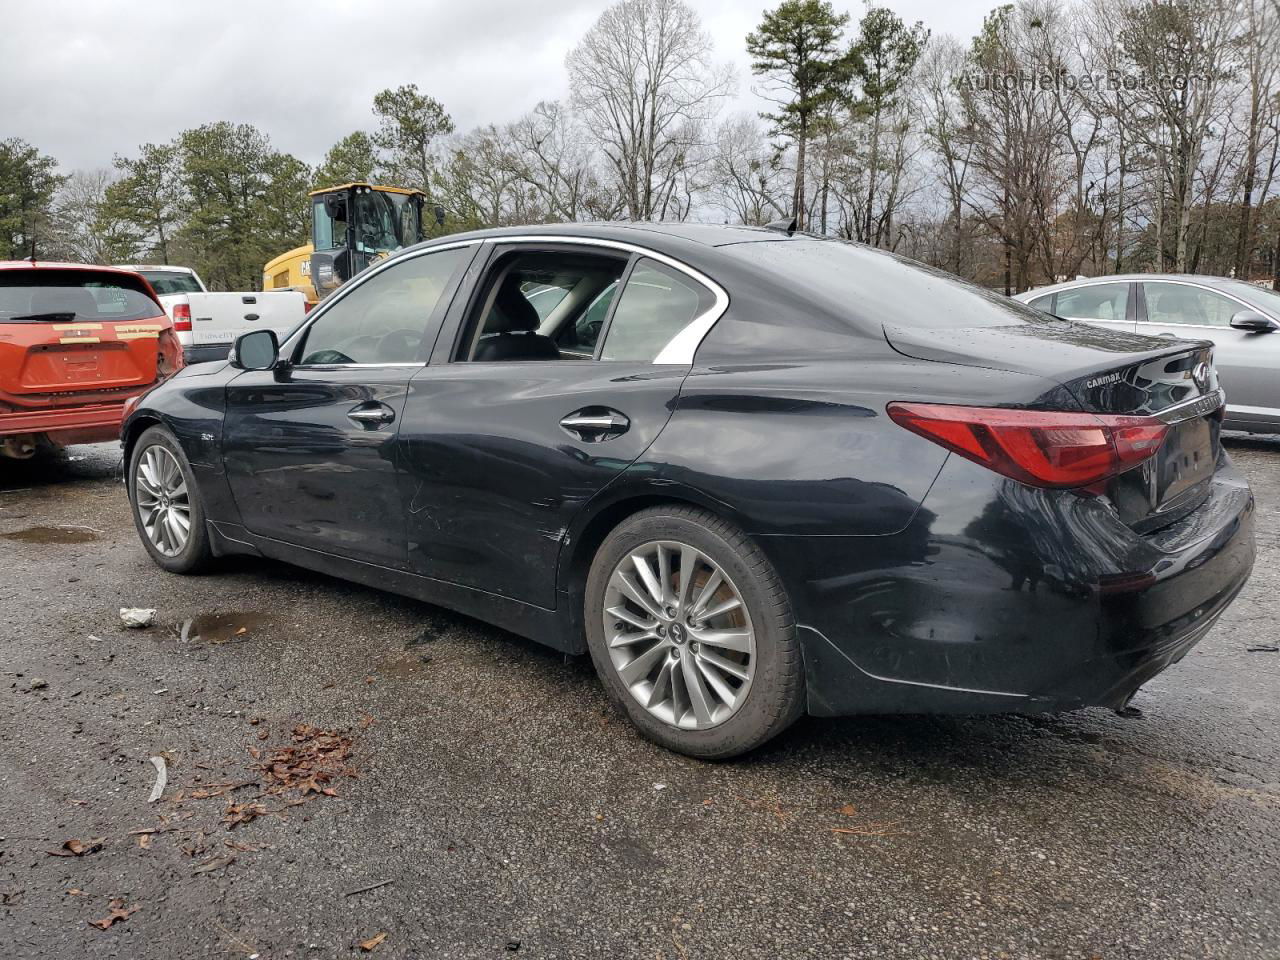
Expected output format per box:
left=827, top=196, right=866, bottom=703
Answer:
left=140, top=270, right=201, bottom=295
left=1221, top=279, right=1280, bottom=315
left=0, top=270, right=163, bottom=323
left=727, top=239, right=1053, bottom=331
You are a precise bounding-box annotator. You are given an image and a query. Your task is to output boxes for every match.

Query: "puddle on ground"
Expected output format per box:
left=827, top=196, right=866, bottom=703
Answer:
left=1, top=525, right=100, bottom=544
left=185, top=611, right=271, bottom=644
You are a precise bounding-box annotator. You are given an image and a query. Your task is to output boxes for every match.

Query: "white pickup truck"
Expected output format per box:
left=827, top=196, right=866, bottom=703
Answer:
left=118, top=265, right=307, bottom=364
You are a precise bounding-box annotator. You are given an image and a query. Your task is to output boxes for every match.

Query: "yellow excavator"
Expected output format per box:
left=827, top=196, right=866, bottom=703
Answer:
left=263, top=183, right=435, bottom=306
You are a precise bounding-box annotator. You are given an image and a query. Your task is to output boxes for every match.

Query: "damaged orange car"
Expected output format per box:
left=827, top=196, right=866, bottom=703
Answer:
left=0, top=262, right=183, bottom=459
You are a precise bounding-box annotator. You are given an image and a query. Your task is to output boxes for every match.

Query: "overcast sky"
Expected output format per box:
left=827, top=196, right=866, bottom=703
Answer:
left=2, top=0, right=991, bottom=174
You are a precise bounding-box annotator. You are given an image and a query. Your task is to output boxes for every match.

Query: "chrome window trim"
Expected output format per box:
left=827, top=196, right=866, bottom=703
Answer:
left=487, top=234, right=730, bottom=365
left=281, top=239, right=482, bottom=368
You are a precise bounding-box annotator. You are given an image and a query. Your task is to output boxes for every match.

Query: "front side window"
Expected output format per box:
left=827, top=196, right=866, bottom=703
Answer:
left=1143, top=282, right=1238, bottom=327
left=1054, top=283, right=1130, bottom=322
left=298, top=246, right=469, bottom=365
left=599, top=260, right=715, bottom=362
left=1028, top=293, right=1054, bottom=311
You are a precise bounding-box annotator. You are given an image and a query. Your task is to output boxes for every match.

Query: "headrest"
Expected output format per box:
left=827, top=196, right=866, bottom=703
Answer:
left=487, top=277, right=540, bottom=333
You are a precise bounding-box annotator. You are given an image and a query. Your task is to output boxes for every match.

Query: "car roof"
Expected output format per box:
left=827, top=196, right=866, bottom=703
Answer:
left=0, top=260, right=145, bottom=276
left=416, top=221, right=801, bottom=250
left=115, top=264, right=196, bottom=273
left=1017, top=273, right=1257, bottom=298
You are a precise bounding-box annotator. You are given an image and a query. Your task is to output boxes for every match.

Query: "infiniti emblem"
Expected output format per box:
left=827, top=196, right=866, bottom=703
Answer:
left=1192, top=361, right=1210, bottom=390
left=669, top=622, right=686, bottom=644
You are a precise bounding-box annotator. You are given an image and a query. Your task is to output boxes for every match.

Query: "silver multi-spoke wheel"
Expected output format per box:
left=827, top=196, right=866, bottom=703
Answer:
left=603, top=540, right=755, bottom=730
left=133, top=445, right=191, bottom=557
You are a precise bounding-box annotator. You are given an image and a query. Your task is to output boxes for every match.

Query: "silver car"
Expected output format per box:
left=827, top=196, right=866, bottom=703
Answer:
left=1015, top=275, right=1280, bottom=434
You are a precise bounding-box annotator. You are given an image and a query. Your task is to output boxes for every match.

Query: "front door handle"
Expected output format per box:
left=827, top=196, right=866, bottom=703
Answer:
left=560, top=408, right=630, bottom=441
left=347, top=402, right=396, bottom=429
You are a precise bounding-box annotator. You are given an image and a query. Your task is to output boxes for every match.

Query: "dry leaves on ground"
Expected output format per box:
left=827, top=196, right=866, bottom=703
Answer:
left=251, top=724, right=356, bottom=799
left=47, top=837, right=105, bottom=857
left=88, top=899, right=138, bottom=930
left=359, top=932, right=388, bottom=952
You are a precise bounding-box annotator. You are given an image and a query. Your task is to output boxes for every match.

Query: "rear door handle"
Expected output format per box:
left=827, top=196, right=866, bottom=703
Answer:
left=244, top=313, right=260, bottom=322
left=347, top=402, right=396, bottom=429
left=560, top=408, right=629, bottom=441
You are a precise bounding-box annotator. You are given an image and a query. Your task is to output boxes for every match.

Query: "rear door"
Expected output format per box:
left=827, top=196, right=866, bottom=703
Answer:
left=398, top=240, right=723, bottom=608
left=221, top=243, right=476, bottom=568
left=1038, top=281, right=1136, bottom=333
left=1138, top=280, right=1276, bottom=425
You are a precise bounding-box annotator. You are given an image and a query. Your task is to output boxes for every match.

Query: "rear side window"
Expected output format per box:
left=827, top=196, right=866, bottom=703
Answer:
left=1055, top=283, right=1129, bottom=322
left=0, top=269, right=162, bottom=323
left=141, top=271, right=202, bottom=295
left=599, top=260, right=715, bottom=362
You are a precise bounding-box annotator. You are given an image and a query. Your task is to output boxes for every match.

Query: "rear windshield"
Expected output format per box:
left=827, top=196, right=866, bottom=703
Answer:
left=0, top=269, right=163, bottom=323
left=140, top=270, right=201, bottom=295
left=726, top=239, right=1052, bottom=330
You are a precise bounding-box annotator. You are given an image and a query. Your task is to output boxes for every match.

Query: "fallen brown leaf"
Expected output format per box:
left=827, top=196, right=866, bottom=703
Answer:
left=47, top=837, right=105, bottom=857
left=66, top=889, right=86, bottom=897
left=359, top=932, right=388, bottom=952
left=192, top=854, right=236, bottom=875
left=88, top=899, right=137, bottom=930
left=838, top=803, right=858, bottom=817
left=137, top=834, right=151, bottom=849
left=222, top=801, right=267, bottom=829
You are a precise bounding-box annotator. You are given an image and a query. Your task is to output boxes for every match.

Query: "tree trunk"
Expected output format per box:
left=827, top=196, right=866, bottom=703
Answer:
left=793, top=119, right=807, bottom=230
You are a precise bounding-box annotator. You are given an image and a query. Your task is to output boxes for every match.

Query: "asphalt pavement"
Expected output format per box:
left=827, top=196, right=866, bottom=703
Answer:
left=1, top=437, right=1277, bottom=960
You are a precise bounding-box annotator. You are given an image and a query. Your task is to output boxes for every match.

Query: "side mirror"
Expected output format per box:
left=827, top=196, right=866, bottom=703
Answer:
left=1229, top=309, right=1280, bottom=332
left=322, top=192, right=347, bottom=220
left=230, top=329, right=279, bottom=371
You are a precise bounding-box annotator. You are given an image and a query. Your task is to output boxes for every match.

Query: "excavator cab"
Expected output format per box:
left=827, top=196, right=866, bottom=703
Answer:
left=308, top=183, right=428, bottom=299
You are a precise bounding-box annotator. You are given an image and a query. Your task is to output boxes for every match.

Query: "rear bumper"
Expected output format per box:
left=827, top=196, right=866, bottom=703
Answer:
left=0, top=399, right=131, bottom=444
left=762, top=454, right=1256, bottom=716
left=183, top=344, right=231, bottom=365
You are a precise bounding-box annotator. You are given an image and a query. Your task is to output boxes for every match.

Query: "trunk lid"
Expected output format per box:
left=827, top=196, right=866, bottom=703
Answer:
left=0, top=317, right=168, bottom=396
left=885, top=321, right=1224, bottom=531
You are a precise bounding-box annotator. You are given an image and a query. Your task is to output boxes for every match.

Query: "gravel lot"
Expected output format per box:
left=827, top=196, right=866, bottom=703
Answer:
left=1, top=436, right=1278, bottom=960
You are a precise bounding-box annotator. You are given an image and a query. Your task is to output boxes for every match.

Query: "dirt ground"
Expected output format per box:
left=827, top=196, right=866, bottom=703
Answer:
left=1, top=436, right=1278, bottom=959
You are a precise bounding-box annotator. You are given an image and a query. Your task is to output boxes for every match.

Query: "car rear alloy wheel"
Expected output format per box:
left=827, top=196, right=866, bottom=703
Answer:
left=585, top=506, right=802, bottom=759
left=134, top=444, right=191, bottom=556
left=603, top=540, right=756, bottom=730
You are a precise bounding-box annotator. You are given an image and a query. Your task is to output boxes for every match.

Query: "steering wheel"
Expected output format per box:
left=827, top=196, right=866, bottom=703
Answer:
left=375, top=327, right=424, bottom=362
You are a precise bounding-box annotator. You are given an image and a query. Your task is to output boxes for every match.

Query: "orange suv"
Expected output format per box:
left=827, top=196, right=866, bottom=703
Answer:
left=0, top=262, right=183, bottom=459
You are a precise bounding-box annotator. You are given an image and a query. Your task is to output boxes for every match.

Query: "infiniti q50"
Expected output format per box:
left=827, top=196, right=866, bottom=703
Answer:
left=121, top=224, right=1255, bottom=758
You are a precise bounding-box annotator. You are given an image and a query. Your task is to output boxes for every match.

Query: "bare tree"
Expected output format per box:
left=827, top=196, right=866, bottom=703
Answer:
left=708, top=115, right=790, bottom=224
left=568, top=0, right=732, bottom=221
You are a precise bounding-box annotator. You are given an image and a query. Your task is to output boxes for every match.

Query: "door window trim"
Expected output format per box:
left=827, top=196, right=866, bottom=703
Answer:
left=280, top=239, right=482, bottom=370
left=1135, top=277, right=1263, bottom=331
left=453, top=235, right=730, bottom=365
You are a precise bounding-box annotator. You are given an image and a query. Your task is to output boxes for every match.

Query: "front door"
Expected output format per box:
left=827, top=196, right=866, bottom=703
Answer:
left=398, top=242, right=722, bottom=609
left=222, top=243, right=476, bottom=567
left=1138, top=280, right=1278, bottom=424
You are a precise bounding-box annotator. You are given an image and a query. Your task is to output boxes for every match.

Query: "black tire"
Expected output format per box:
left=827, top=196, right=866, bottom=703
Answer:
left=584, top=505, right=804, bottom=759
left=127, top=425, right=212, bottom=574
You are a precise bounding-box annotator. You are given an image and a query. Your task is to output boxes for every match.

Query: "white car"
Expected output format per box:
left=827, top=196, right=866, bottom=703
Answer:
left=118, top=265, right=307, bottom=365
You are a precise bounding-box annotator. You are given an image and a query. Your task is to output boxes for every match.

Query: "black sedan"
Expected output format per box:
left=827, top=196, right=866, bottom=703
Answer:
left=121, top=224, right=1256, bottom=758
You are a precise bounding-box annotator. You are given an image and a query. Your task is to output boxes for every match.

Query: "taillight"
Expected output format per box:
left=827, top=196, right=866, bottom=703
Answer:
left=172, top=303, right=192, bottom=332
left=304, top=300, right=314, bottom=313
left=886, top=402, right=1168, bottom=489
